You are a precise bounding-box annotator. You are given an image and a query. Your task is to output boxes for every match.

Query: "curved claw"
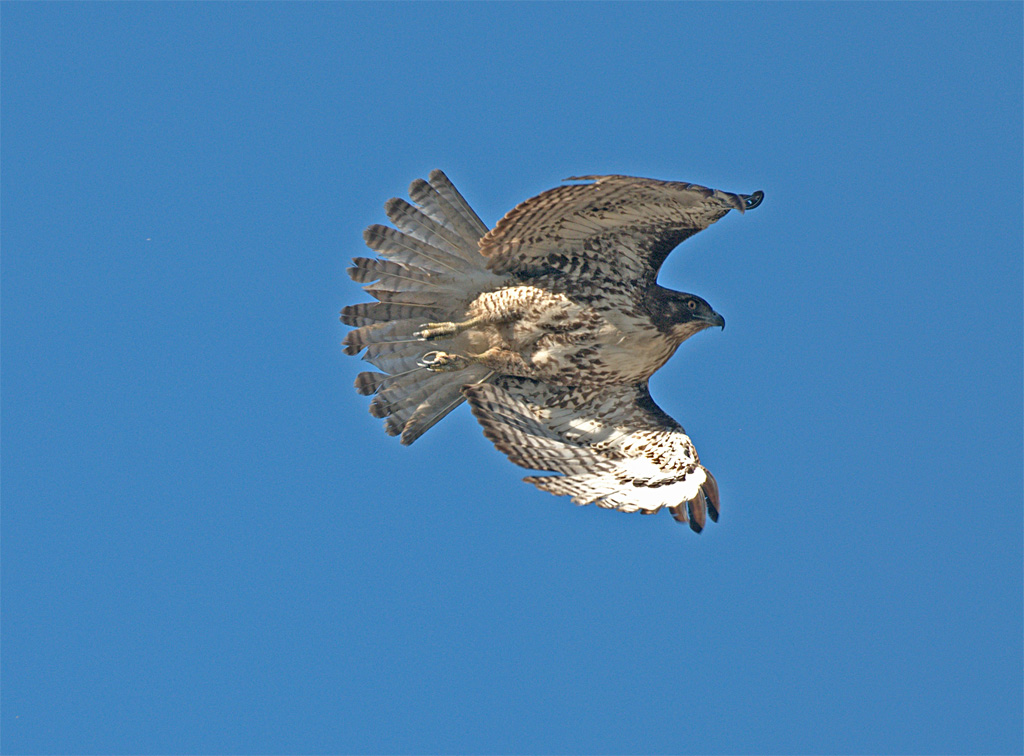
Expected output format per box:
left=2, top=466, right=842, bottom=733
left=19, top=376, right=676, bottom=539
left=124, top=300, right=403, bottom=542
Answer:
left=742, top=191, right=764, bottom=210
left=420, top=350, right=472, bottom=372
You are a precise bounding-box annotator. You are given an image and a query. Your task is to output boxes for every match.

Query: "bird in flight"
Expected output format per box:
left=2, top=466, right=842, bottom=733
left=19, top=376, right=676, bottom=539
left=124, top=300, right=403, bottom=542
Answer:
left=341, top=171, right=762, bottom=530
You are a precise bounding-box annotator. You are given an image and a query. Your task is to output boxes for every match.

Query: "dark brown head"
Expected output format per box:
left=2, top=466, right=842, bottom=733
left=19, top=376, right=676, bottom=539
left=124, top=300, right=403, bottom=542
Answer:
left=648, top=287, right=725, bottom=344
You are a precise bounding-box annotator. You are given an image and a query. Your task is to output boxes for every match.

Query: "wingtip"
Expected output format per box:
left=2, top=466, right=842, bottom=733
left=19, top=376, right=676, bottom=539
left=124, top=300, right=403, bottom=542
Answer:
left=687, top=488, right=708, bottom=533
left=742, top=190, right=764, bottom=211
left=700, top=467, right=720, bottom=522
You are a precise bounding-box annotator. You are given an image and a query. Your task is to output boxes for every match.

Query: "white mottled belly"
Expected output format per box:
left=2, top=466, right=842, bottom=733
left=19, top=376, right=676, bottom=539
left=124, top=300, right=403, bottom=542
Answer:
left=467, top=285, right=676, bottom=386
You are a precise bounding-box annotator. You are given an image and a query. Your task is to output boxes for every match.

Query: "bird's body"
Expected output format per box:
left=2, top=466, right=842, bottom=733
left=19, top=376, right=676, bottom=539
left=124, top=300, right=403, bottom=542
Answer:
left=444, top=277, right=695, bottom=386
left=341, top=171, right=762, bottom=529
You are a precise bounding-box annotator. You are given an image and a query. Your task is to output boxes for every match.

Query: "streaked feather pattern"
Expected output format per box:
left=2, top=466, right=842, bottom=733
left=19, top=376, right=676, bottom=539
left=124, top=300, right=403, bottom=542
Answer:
left=463, top=378, right=720, bottom=531
left=479, top=174, right=761, bottom=281
left=341, top=170, right=761, bottom=527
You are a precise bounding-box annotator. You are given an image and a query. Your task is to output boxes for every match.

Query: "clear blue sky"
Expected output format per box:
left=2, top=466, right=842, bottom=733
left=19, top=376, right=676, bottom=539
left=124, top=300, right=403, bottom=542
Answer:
left=3, top=3, right=1021, bottom=754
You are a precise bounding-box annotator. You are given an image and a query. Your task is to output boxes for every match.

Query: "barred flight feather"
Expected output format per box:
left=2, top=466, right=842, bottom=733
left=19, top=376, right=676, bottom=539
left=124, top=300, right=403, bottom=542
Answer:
left=346, top=258, right=439, bottom=287
left=363, top=224, right=478, bottom=276
left=479, top=174, right=759, bottom=281
left=354, top=371, right=389, bottom=396
left=385, top=198, right=469, bottom=257
left=428, top=169, right=490, bottom=237
left=408, top=178, right=486, bottom=255
left=340, top=302, right=440, bottom=328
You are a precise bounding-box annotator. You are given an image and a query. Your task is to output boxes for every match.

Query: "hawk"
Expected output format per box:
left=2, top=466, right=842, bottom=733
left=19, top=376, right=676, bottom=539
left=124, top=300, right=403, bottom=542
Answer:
left=341, top=171, right=762, bottom=530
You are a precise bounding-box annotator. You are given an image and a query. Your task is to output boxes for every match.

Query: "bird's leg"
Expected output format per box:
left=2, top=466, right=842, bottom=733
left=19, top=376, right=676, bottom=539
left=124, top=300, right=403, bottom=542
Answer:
left=421, top=346, right=533, bottom=376
left=419, top=290, right=538, bottom=372
left=417, top=287, right=545, bottom=341
left=465, top=346, right=532, bottom=375
left=415, top=314, right=492, bottom=341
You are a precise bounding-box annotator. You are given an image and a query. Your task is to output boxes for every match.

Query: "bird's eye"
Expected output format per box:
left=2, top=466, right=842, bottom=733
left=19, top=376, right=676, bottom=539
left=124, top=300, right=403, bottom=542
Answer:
left=687, top=300, right=697, bottom=310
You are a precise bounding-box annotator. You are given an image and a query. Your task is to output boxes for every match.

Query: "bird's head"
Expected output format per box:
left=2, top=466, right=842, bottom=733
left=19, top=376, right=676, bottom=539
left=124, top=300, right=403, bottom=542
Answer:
left=661, top=290, right=725, bottom=344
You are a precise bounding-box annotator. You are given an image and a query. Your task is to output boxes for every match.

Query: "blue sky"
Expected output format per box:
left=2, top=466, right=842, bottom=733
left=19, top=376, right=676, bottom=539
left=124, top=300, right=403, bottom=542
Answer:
left=2, top=3, right=1021, bottom=754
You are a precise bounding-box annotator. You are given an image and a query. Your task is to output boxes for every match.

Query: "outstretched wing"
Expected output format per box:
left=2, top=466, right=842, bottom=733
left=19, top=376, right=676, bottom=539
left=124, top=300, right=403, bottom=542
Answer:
left=463, top=377, right=720, bottom=531
left=478, top=174, right=762, bottom=283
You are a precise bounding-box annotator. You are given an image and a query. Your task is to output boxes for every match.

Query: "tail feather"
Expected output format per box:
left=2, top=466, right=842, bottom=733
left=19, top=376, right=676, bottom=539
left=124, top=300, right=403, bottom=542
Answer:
left=370, top=364, right=492, bottom=446
left=362, top=339, right=435, bottom=374
left=348, top=259, right=454, bottom=298
left=347, top=258, right=441, bottom=287
left=400, top=366, right=492, bottom=444
left=363, top=288, right=456, bottom=306
left=341, top=302, right=440, bottom=327
left=354, top=371, right=388, bottom=395
left=371, top=370, right=452, bottom=419
left=342, top=320, right=422, bottom=356
left=428, top=170, right=489, bottom=238
left=354, top=363, right=440, bottom=397
left=342, top=171, right=508, bottom=443
left=363, top=224, right=477, bottom=276
left=385, top=198, right=468, bottom=258
left=408, top=178, right=488, bottom=261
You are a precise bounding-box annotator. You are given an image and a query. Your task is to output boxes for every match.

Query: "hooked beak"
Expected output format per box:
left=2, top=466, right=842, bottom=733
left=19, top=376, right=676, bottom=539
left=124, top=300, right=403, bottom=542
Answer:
left=703, top=311, right=726, bottom=330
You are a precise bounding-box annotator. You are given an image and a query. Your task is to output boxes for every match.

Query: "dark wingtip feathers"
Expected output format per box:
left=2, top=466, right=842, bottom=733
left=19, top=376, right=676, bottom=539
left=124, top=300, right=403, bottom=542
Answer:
left=701, top=467, right=720, bottom=522
left=686, top=489, right=708, bottom=533
left=743, top=191, right=764, bottom=210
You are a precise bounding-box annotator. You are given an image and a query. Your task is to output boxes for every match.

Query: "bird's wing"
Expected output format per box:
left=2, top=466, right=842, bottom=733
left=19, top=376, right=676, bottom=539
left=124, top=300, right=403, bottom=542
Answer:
left=463, top=377, right=720, bottom=531
left=478, top=174, right=762, bottom=282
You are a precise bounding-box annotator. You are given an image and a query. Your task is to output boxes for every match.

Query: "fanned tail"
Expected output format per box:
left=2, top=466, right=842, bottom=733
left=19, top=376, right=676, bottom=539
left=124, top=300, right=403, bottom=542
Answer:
left=341, top=171, right=504, bottom=444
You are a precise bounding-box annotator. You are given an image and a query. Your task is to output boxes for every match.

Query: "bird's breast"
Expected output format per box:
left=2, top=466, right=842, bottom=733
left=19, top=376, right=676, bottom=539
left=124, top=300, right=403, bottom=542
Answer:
left=467, top=283, right=677, bottom=385
left=522, top=305, right=675, bottom=385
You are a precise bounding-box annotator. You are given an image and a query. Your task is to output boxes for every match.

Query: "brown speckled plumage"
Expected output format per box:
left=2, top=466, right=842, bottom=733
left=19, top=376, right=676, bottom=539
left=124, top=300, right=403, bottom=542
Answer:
left=341, top=171, right=761, bottom=528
